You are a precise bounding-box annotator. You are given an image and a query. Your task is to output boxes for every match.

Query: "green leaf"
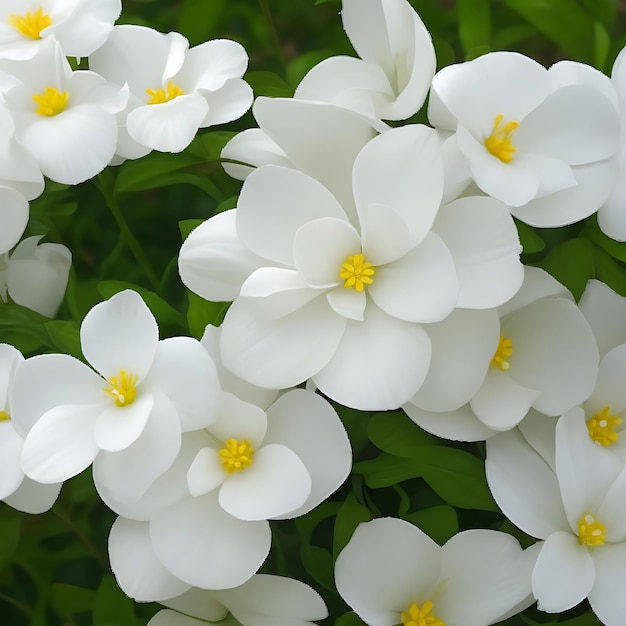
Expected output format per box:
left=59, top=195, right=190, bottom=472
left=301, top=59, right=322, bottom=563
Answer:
left=93, top=575, right=137, bottom=626
left=246, top=71, right=293, bottom=98
left=403, top=505, right=458, bottom=545
left=186, top=292, right=230, bottom=339
left=354, top=453, right=423, bottom=488
left=286, top=50, right=332, bottom=87
left=0, top=511, right=21, bottom=570
left=186, top=131, right=238, bottom=162
left=536, top=237, right=595, bottom=300
left=504, top=0, right=595, bottom=62
left=367, top=411, right=441, bottom=458
left=301, top=545, right=334, bottom=590
left=593, top=21, right=611, bottom=70
left=457, top=0, right=490, bottom=53
left=45, top=320, right=83, bottom=360
left=179, top=218, right=205, bottom=241
left=584, top=218, right=626, bottom=263
left=417, top=446, right=498, bottom=511
left=333, top=493, right=372, bottom=558
left=593, top=248, right=626, bottom=297
left=335, top=612, right=368, bottom=626
left=517, top=220, right=545, bottom=254
left=51, top=583, right=96, bottom=615
left=114, top=152, right=201, bottom=193
left=578, top=0, right=617, bottom=23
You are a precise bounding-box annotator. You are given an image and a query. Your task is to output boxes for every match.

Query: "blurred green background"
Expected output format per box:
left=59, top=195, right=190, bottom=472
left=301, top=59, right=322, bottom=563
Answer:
left=1, top=1, right=625, bottom=625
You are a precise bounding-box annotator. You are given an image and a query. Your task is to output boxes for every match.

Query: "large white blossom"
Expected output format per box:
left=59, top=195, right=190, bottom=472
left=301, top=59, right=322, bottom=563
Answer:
left=11, top=290, right=221, bottom=497
left=335, top=517, right=536, bottom=626
left=0, top=235, right=71, bottom=317
left=429, top=51, right=620, bottom=227
left=181, top=124, right=523, bottom=410
left=294, top=0, right=435, bottom=122
left=0, top=38, right=127, bottom=184
left=405, top=267, right=599, bottom=440
left=0, top=0, right=121, bottom=59
left=0, top=343, right=61, bottom=513
left=89, top=24, right=253, bottom=157
left=487, top=408, right=626, bottom=623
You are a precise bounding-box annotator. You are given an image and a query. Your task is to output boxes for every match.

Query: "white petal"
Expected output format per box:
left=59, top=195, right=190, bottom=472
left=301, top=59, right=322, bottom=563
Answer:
left=178, top=210, right=266, bottom=302
left=150, top=492, right=271, bottom=589
left=335, top=518, right=440, bottom=626
left=0, top=186, right=28, bottom=254
left=326, top=288, right=367, bottom=321
left=236, top=164, right=346, bottom=267
left=0, top=422, right=25, bottom=499
left=433, top=197, right=523, bottom=308
left=2, top=476, right=61, bottom=514
left=369, top=232, right=458, bottom=323
left=403, top=404, right=497, bottom=442
left=200, top=78, right=252, bottom=126
left=147, top=610, right=200, bottom=626
left=162, top=587, right=228, bottom=621
left=142, top=337, right=220, bottom=432
left=109, top=518, right=190, bottom=602
left=81, top=289, right=158, bottom=381
left=21, top=403, right=100, bottom=483
left=264, top=389, right=351, bottom=518
left=486, top=429, right=569, bottom=539
left=219, top=444, right=311, bottom=521
left=92, top=394, right=181, bottom=502
left=353, top=125, right=443, bottom=249
left=438, top=530, right=532, bottom=625
left=209, top=392, right=267, bottom=448
left=532, top=531, right=595, bottom=613
left=588, top=543, right=626, bottom=626
left=94, top=393, right=154, bottom=452
left=127, top=94, right=209, bottom=153
left=313, top=305, right=431, bottom=411
left=409, top=308, right=499, bottom=412
left=586, top=344, right=626, bottom=415
left=187, top=447, right=224, bottom=497
left=220, top=296, right=346, bottom=389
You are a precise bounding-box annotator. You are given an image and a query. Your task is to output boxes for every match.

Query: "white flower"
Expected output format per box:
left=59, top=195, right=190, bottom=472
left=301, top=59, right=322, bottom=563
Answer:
left=294, top=0, right=435, bottom=121
left=0, top=0, right=121, bottom=59
left=0, top=235, right=71, bottom=317
left=0, top=38, right=127, bottom=184
left=429, top=51, right=620, bottom=227
left=0, top=185, right=28, bottom=255
left=487, top=408, right=626, bottom=623
left=11, top=290, right=221, bottom=497
left=0, top=343, right=61, bottom=513
left=181, top=124, right=523, bottom=410
left=405, top=267, right=599, bottom=440
left=335, top=517, right=536, bottom=626
left=89, top=24, right=253, bottom=156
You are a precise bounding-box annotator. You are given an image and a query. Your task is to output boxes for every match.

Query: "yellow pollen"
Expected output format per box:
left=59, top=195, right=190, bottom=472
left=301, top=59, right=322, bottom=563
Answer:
left=146, top=81, right=185, bottom=105
left=484, top=113, right=520, bottom=163
left=32, top=87, right=68, bottom=116
left=401, top=601, right=446, bottom=626
left=339, top=253, right=375, bottom=292
left=0, top=411, right=10, bottom=422
left=491, top=335, right=513, bottom=371
left=8, top=7, right=52, bottom=40
left=587, top=406, right=622, bottom=446
left=103, top=370, right=138, bottom=407
left=219, top=439, right=254, bottom=473
left=578, top=513, right=606, bottom=547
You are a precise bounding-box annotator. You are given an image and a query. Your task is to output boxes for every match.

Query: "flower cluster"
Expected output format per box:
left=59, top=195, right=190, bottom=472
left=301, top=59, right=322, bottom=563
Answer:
left=4, top=0, right=626, bottom=625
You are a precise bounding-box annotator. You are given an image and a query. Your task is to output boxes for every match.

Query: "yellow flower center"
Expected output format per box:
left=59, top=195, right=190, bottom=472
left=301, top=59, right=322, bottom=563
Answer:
left=490, top=335, right=513, bottom=371
left=0, top=411, right=10, bottom=422
left=587, top=406, right=622, bottom=446
left=401, top=601, right=446, bottom=626
left=8, top=7, right=52, bottom=40
left=339, top=253, right=375, bottom=292
left=146, top=81, right=185, bottom=105
left=103, top=370, right=138, bottom=407
left=578, top=513, right=606, bottom=547
left=219, top=439, right=254, bottom=473
left=32, top=87, right=69, bottom=116
left=484, top=113, right=520, bottom=163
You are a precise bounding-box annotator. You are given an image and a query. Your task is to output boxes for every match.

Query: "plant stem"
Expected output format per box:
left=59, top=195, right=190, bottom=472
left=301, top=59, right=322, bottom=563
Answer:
left=258, top=0, right=286, bottom=66
left=93, top=172, right=160, bottom=292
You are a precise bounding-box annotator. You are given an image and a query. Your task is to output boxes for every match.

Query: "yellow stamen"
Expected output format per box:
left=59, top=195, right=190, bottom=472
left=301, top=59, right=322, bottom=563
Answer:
left=578, top=513, right=606, bottom=547
left=8, top=7, right=52, bottom=40
left=339, top=253, right=375, bottom=292
left=32, top=87, right=68, bottom=116
left=219, top=439, right=254, bottom=473
left=401, top=601, right=446, bottom=626
left=146, top=81, right=185, bottom=105
left=0, top=411, right=10, bottom=422
left=491, top=335, right=513, bottom=371
left=104, top=370, right=138, bottom=407
left=484, top=113, right=520, bottom=163
left=587, top=406, right=622, bottom=446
